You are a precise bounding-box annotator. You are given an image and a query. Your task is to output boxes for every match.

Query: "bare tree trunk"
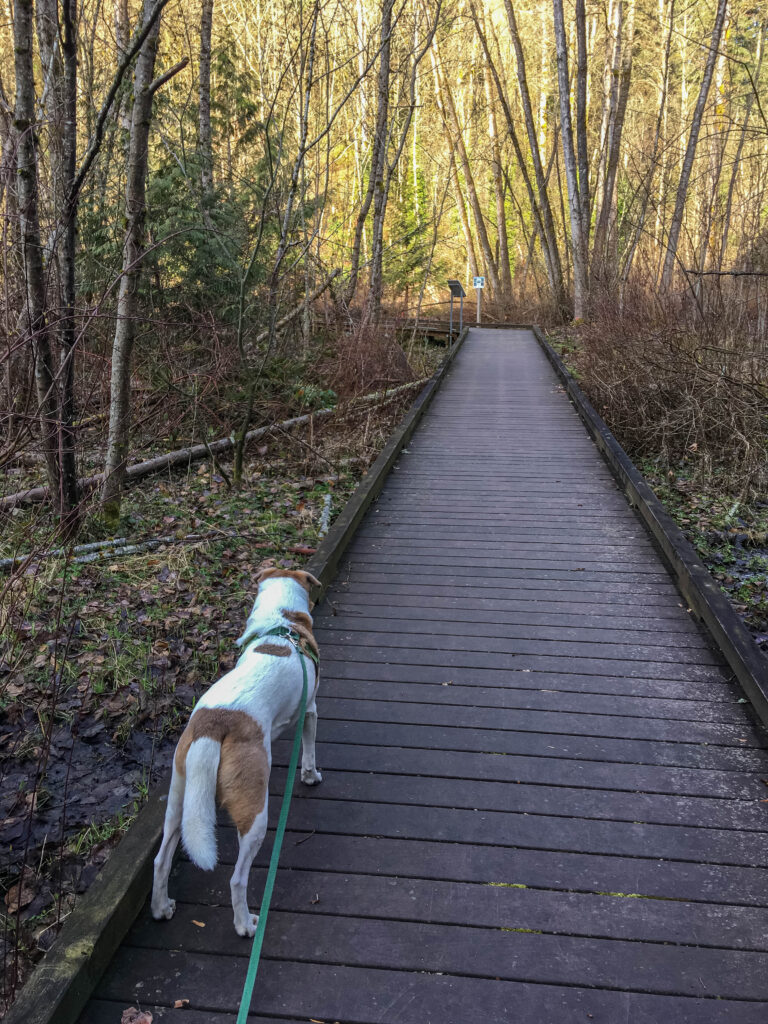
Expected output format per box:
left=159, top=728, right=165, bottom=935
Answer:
left=660, top=0, right=728, bottom=290
left=433, top=40, right=501, bottom=297
left=449, top=150, right=479, bottom=279
left=346, top=0, right=394, bottom=306
left=499, top=0, right=566, bottom=311
left=553, top=0, right=588, bottom=317
left=13, top=0, right=60, bottom=499
left=365, top=0, right=394, bottom=320
left=199, top=0, right=214, bottom=202
left=57, top=0, right=81, bottom=525
left=592, top=0, right=618, bottom=225
left=102, top=0, right=162, bottom=525
left=485, top=72, right=512, bottom=299
left=0, top=95, right=22, bottom=433
left=367, top=2, right=440, bottom=320
left=621, top=0, right=674, bottom=285
left=574, top=0, right=590, bottom=238
left=592, top=0, right=635, bottom=284
left=719, top=22, right=764, bottom=270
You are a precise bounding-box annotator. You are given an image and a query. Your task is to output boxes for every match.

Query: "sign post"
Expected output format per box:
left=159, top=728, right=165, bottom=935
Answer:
left=473, top=276, right=485, bottom=324
left=447, top=280, right=466, bottom=344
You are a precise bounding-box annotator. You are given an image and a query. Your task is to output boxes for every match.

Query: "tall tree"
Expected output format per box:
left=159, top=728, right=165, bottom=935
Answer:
left=591, top=0, right=635, bottom=284
left=660, top=0, right=729, bottom=289
left=552, top=0, right=589, bottom=317
left=102, top=0, right=165, bottom=524
left=13, top=0, right=61, bottom=501
left=346, top=0, right=395, bottom=307
left=199, top=0, right=215, bottom=203
left=432, top=36, right=501, bottom=297
left=498, top=0, right=566, bottom=309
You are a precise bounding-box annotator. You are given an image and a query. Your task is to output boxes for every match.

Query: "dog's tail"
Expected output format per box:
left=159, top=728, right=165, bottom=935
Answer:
left=181, top=737, right=221, bottom=871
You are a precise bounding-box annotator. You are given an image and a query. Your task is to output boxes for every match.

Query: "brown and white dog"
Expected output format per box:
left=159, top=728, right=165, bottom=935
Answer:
left=151, top=567, right=321, bottom=937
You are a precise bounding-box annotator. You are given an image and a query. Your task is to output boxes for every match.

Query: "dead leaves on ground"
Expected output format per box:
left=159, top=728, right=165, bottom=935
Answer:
left=121, top=1009, right=153, bottom=1024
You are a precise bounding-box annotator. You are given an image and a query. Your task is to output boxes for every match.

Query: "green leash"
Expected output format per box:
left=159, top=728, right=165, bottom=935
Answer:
left=236, top=627, right=316, bottom=1024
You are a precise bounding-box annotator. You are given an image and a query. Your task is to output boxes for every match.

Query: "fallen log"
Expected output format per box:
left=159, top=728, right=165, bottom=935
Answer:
left=0, top=377, right=428, bottom=512
left=1, top=529, right=316, bottom=572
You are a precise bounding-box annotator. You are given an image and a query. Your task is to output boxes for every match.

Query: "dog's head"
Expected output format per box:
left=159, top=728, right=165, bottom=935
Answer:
left=254, top=567, right=321, bottom=607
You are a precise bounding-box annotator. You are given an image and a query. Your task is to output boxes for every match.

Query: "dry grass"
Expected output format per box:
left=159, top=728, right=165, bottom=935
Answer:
left=552, top=286, right=768, bottom=493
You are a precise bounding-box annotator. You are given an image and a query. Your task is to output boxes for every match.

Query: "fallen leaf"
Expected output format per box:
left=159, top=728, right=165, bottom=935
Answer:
left=5, top=880, right=36, bottom=913
left=191, top=919, right=205, bottom=927
left=121, top=1009, right=153, bottom=1024
left=173, top=998, right=190, bottom=1009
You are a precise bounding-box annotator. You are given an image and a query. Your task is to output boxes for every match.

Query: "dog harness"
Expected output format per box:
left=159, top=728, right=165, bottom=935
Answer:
left=240, top=623, right=319, bottom=668
left=236, top=625, right=317, bottom=1023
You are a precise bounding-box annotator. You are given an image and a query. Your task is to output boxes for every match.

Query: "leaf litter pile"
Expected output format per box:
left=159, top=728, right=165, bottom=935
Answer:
left=0, top=392, right=419, bottom=1011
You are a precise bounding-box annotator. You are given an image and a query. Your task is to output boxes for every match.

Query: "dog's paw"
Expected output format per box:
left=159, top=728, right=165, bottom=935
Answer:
left=151, top=898, right=176, bottom=921
left=235, top=913, right=259, bottom=938
left=301, top=767, right=322, bottom=786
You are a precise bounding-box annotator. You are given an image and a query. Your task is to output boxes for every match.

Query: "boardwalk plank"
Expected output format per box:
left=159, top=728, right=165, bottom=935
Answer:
left=315, top=612, right=714, bottom=648
left=240, top=796, right=768, bottom=868
left=267, top=765, right=768, bottom=831
left=92, top=953, right=768, bottom=1024
left=163, top=866, right=768, bottom=949
left=127, top=906, right=768, bottom=1000
left=318, top=596, right=706, bottom=632
left=302, top=718, right=763, bottom=770
left=279, top=741, right=762, bottom=798
left=315, top=695, right=766, bottom=745
left=319, top=662, right=740, bottom=706
left=319, top=642, right=728, bottom=681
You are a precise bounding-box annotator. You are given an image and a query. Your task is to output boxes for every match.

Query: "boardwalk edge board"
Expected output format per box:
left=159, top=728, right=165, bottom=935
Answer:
left=532, top=325, right=768, bottom=730
left=5, top=327, right=469, bottom=1024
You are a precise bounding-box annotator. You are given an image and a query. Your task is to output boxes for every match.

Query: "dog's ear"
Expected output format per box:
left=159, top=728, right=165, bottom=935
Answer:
left=254, top=565, right=276, bottom=588
left=300, top=571, right=322, bottom=591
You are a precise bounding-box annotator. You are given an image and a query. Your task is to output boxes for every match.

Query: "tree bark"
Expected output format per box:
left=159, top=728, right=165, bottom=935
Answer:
left=485, top=72, right=512, bottom=300
left=13, top=0, right=61, bottom=499
left=101, top=0, right=162, bottom=525
left=660, top=0, right=729, bottom=290
left=552, top=0, right=588, bottom=317
left=592, top=0, right=635, bottom=284
left=499, top=0, right=566, bottom=310
left=365, top=0, right=395, bottom=319
left=719, top=22, right=764, bottom=270
left=432, top=38, right=501, bottom=297
left=367, top=2, right=440, bottom=320
left=346, top=0, right=394, bottom=307
left=199, top=0, right=214, bottom=201
left=574, top=0, right=590, bottom=237
left=620, top=0, right=674, bottom=285
left=56, top=0, right=81, bottom=526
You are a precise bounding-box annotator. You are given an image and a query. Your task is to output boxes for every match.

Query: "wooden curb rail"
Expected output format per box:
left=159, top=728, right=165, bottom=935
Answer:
left=532, top=325, right=768, bottom=731
left=4, top=327, right=469, bottom=1024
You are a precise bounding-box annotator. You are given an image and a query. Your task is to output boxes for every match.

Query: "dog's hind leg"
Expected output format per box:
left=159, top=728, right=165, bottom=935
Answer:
left=301, top=697, right=322, bottom=785
left=151, top=765, right=184, bottom=920
left=230, top=801, right=268, bottom=937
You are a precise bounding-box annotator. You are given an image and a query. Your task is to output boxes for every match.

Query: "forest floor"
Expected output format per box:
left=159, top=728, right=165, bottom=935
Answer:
left=547, top=331, right=768, bottom=657
left=0, top=337, right=443, bottom=1013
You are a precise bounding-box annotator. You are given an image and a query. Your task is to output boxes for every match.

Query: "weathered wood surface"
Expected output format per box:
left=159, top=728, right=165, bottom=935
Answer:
left=80, top=328, right=768, bottom=1023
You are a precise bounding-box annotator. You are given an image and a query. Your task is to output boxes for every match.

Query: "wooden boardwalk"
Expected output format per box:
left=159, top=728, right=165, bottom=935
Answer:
left=81, top=329, right=768, bottom=1023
